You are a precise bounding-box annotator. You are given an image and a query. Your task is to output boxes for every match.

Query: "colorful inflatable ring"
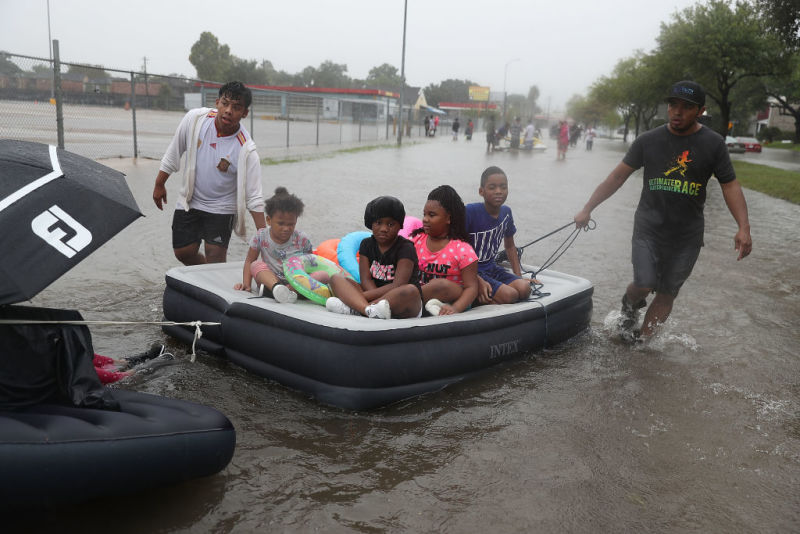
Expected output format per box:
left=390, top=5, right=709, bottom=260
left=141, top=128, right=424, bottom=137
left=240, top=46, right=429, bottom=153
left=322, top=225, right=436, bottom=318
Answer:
left=399, top=215, right=422, bottom=239
left=283, top=254, right=353, bottom=306
left=313, top=238, right=340, bottom=265
left=337, top=231, right=371, bottom=283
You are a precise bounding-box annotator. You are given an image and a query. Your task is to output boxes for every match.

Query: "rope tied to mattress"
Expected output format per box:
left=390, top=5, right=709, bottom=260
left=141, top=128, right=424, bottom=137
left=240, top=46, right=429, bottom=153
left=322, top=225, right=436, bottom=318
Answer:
left=0, top=319, right=218, bottom=361
left=496, top=219, right=596, bottom=280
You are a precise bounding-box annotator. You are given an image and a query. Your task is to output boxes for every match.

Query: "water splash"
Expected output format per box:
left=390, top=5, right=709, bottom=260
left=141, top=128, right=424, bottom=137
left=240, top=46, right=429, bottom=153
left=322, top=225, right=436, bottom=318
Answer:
left=600, top=309, right=698, bottom=351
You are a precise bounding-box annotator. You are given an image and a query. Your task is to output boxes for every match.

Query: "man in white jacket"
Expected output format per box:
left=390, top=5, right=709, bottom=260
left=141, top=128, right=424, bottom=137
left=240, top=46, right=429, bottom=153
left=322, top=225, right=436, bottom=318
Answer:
left=153, top=81, right=266, bottom=265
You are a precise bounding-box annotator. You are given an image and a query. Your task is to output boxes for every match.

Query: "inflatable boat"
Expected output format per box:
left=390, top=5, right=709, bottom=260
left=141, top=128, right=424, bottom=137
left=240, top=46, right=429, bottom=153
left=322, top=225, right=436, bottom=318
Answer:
left=0, top=389, right=235, bottom=509
left=162, top=262, right=592, bottom=410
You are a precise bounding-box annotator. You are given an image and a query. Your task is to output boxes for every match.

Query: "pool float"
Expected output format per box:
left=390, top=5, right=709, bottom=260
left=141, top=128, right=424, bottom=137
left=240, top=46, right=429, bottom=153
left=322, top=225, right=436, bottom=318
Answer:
left=313, top=238, right=340, bottom=265
left=336, top=231, right=371, bottom=283
left=399, top=215, right=422, bottom=239
left=284, top=253, right=353, bottom=305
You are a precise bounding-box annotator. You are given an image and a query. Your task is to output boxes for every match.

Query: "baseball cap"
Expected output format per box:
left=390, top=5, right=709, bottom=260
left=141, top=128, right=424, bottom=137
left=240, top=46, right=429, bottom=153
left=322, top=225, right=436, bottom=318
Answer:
left=666, top=80, right=705, bottom=107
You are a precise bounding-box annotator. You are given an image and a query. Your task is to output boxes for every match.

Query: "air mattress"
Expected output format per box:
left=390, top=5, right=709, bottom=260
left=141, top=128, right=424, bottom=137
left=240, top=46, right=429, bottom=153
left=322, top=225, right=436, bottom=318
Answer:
left=163, top=261, right=593, bottom=410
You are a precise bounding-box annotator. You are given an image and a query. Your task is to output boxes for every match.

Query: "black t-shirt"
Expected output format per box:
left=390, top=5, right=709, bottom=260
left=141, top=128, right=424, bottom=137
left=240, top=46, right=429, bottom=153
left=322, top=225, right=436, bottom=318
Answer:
left=623, top=124, right=735, bottom=245
left=358, top=235, right=420, bottom=288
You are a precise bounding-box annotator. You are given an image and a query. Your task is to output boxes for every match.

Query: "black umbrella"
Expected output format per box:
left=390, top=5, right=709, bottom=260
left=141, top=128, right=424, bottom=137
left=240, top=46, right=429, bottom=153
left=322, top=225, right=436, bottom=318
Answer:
left=0, top=140, right=142, bottom=304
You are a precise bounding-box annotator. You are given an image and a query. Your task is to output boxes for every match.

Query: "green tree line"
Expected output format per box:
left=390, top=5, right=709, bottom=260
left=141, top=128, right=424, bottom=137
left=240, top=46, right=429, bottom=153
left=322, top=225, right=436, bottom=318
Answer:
left=567, top=0, right=800, bottom=142
left=187, top=31, right=542, bottom=120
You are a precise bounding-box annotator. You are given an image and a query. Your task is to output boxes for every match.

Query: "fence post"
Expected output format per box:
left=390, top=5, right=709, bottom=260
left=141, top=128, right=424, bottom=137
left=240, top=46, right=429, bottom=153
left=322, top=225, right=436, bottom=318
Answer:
left=285, top=94, right=290, bottom=149
left=52, top=39, right=64, bottom=149
left=315, top=96, right=320, bottom=146
left=130, top=72, right=138, bottom=158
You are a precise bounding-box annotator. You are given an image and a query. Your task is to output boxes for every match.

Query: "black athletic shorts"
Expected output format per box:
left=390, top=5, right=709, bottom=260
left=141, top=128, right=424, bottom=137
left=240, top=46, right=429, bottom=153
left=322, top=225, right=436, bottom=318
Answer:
left=631, top=235, right=701, bottom=297
left=172, top=209, right=235, bottom=249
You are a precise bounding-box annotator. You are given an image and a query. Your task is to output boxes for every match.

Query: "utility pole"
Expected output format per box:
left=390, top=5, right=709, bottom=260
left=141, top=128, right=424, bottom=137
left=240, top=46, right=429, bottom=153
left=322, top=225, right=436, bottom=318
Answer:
left=47, top=0, right=54, bottom=100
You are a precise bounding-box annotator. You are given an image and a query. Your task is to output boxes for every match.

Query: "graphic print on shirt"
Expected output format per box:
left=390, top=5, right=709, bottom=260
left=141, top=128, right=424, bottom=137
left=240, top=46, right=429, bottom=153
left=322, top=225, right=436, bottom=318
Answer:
left=470, top=212, right=511, bottom=263
left=420, top=262, right=451, bottom=284
left=370, top=261, right=395, bottom=283
left=648, top=150, right=702, bottom=197
left=665, top=150, right=692, bottom=177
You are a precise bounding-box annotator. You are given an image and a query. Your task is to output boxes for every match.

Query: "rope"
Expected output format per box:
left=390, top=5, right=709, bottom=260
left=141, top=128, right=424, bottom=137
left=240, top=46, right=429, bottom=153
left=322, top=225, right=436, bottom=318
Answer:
left=498, top=219, right=596, bottom=279
left=0, top=319, right=219, bottom=362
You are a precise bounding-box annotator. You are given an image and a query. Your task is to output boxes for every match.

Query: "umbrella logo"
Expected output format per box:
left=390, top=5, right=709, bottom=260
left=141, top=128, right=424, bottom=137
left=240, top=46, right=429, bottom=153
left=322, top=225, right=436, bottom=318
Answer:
left=31, top=204, right=92, bottom=258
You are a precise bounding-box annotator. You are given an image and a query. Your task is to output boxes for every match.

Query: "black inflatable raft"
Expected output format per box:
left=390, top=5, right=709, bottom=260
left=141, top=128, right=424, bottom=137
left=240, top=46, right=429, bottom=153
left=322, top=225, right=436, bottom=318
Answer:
left=0, top=389, right=235, bottom=509
left=0, top=305, right=235, bottom=509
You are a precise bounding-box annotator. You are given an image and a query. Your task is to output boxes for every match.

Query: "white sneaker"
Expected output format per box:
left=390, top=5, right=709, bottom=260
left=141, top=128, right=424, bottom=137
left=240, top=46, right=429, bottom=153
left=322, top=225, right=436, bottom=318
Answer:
left=425, top=298, right=443, bottom=316
left=365, top=299, right=391, bottom=319
left=326, top=296, right=360, bottom=315
left=272, top=284, right=297, bottom=304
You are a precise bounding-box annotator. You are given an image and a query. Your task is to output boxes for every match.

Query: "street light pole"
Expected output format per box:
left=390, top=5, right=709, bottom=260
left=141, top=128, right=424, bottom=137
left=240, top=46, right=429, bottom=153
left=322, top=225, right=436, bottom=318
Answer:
left=502, top=58, right=520, bottom=120
left=397, top=0, right=408, bottom=146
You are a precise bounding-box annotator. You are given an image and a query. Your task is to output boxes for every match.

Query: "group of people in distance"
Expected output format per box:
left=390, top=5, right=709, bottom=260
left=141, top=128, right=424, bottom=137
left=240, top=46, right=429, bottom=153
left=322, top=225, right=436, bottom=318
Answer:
left=152, top=79, right=752, bottom=341
left=486, top=117, right=540, bottom=152
left=423, top=115, right=439, bottom=137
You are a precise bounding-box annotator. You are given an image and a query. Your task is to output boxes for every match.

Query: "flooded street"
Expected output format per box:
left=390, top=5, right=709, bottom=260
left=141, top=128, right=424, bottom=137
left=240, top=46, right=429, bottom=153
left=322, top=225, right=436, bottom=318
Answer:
left=28, top=136, right=799, bottom=532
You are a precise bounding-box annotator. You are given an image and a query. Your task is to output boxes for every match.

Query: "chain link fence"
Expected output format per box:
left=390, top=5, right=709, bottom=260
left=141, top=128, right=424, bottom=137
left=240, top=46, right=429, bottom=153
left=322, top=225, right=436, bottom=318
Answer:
left=0, top=47, right=395, bottom=160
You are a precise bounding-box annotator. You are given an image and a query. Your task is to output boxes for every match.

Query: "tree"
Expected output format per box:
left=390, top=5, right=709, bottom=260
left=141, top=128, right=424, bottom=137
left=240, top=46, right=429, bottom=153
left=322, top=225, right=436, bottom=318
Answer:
left=567, top=92, right=614, bottom=128
left=226, top=57, right=267, bottom=85
left=526, top=85, right=541, bottom=116
left=763, top=52, right=800, bottom=142
left=292, top=61, right=352, bottom=88
left=725, top=76, right=769, bottom=135
left=155, top=83, right=174, bottom=110
left=424, top=79, right=476, bottom=107
left=505, top=93, right=529, bottom=119
left=591, top=74, right=635, bottom=141
left=312, top=60, right=351, bottom=88
left=189, top=32, right=232, bottom=81
left=589, top=54, right=665, bottom=141
left=757, top=0, right=800, bottom=48
left=366, top=63, right=402, bottom=89
left=655, top=0, right=784, bottom=136
left=66, top=64, right=109, bottom=79
left=0, top=53, right=21, bottom=75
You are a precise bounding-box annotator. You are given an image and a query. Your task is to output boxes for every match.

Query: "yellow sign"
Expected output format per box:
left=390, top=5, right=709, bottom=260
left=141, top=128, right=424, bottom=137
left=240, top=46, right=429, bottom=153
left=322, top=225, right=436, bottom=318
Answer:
left=469, top=86, right=490, bottom=102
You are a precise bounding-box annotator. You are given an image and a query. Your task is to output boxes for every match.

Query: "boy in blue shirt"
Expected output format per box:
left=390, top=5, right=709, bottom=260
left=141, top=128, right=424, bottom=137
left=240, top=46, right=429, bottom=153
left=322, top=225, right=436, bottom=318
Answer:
left=466, top=166, right=532, bottom=304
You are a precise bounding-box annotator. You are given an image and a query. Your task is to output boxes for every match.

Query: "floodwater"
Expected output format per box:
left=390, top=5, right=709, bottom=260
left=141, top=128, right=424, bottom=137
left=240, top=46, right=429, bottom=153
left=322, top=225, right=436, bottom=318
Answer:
left=26, top=135, right=800, bottom=532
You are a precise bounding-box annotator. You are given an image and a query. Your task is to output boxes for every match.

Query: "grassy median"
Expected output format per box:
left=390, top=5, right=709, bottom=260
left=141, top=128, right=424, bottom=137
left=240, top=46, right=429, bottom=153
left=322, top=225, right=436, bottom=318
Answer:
left=733, top=161, right=800, bottom=205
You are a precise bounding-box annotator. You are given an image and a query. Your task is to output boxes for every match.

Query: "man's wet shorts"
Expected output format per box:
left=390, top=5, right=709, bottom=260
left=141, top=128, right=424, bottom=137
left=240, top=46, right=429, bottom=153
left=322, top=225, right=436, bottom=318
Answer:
left=631, top=236, right=701, bottom=297
left=478, top=263, right=522, bottom=296
left=172, top=208, right=235, bottom=249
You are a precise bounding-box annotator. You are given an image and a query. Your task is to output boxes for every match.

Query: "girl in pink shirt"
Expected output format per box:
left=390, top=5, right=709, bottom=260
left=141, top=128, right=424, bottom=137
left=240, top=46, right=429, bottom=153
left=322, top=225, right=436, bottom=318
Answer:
left=411, top=185, right=479, bottom=315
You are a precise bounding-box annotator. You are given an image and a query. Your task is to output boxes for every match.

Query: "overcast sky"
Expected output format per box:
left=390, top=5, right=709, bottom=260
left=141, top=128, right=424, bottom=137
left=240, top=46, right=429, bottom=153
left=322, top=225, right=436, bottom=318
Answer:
left=1, top=0, right=702, bottom=110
